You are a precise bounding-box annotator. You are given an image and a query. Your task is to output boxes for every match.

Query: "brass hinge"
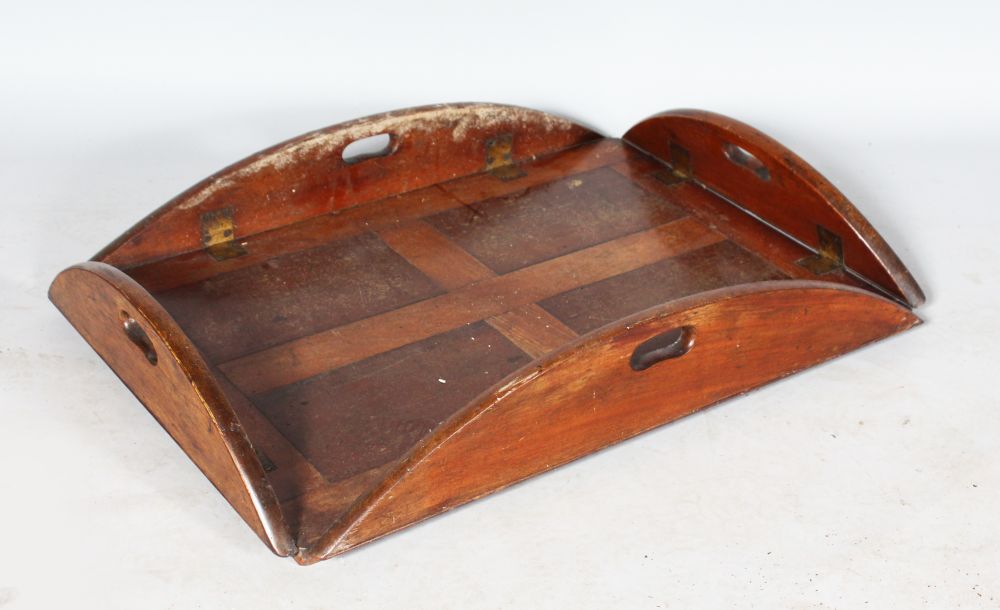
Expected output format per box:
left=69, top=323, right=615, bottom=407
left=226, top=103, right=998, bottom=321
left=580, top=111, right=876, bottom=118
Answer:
left=485, top=133, right=526, bottom=181
left=797, top=225, right=844, bottom=275
left=652, top=141, right=693, bottom=186
left=201, top=207, right=248, bottom=261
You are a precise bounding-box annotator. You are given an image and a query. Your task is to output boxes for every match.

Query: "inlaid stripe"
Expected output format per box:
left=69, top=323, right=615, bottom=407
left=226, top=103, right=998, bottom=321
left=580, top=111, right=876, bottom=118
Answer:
left=485, top=304, right=578, bottom=359
left=220, top=216, right=724, bottom=395
left=377, top=220, right=578, bottom=359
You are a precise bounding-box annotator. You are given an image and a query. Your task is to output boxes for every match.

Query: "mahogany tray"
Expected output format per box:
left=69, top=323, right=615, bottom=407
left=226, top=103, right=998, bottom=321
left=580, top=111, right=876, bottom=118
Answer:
left=50, top=103, right=924, bottom=564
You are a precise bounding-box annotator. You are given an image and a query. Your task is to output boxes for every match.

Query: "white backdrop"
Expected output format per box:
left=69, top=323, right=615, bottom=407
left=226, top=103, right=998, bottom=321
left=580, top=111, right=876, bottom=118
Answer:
left=2, top=1, right=998, bottom=608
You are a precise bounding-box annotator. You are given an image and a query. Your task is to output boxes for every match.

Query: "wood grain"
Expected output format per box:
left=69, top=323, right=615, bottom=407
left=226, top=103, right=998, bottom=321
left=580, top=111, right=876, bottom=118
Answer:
left=127, top=184, right=464, bottom=293
left=427, top=166, right=686, bottom=274
left=125, top=138, right=631, bottom=293
left=157, top=231, right=443, bottom=363
left=253, top=321, right=531, bottom=484
left=51, top=104, right=925, bottom=563
left=213, top=374, right=327, bottom=503
left=97, top=103, right=600, bottom=268
left=611, top=156, right=866, bottom=288
left=219, top=217, right=724, bottom=395
left=538, top=239, right=786, bottom=334
left=49, top=262, right=295, bottom=556
left=377, top=220, right=577, bottom=358
left=623, top=109, right=924, bottom=306
left=485, top=304, right=578, bottom=359
left=300, top=281, right=920, bottom=562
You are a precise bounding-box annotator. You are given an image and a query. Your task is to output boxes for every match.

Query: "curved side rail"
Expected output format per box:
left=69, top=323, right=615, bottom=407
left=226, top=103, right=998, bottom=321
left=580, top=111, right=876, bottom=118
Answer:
left=299, top=280, right=919, bottom=563
left=623, top=110, right=924, bottom=307
left=49, top=262, right=296, bottom=556
left=96, top=103, right=601, bottom=268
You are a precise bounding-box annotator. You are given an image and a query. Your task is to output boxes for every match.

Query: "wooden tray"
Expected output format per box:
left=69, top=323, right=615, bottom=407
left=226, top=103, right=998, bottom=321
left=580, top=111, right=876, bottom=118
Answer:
left=50, top=103, right=924, bottom=564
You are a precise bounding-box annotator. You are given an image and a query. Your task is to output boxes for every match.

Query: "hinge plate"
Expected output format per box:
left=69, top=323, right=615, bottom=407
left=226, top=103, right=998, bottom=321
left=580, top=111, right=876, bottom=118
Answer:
left=201, top=207, right=247, bottom=261
left=485, top=133, right=526, bottom=181
left=652, top=141, right=692, bottom=186
left=797, top=225, right=844, bottom=275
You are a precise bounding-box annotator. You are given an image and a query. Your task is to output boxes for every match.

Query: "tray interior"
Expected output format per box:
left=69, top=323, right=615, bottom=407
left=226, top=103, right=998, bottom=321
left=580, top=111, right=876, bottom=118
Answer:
left=125, top=138, right=851, bottom=545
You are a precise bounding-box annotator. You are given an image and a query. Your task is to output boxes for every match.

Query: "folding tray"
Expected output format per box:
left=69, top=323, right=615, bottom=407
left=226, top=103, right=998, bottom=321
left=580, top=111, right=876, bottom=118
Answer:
left=50, top=103, right=924, bottom=564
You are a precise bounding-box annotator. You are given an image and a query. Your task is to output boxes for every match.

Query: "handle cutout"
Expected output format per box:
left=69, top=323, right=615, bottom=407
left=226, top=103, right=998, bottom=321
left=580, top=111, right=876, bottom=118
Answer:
left=120, top=311, right=158, bottom=365
left=630, top=326, right=694, bottom=371
left=723, top=143, right=770, bottom=181
left=342, top=133, right=394, bottom=164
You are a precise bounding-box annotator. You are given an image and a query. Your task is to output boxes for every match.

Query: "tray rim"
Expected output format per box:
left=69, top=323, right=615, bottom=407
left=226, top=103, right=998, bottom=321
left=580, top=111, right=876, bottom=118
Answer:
left=298, top=279, right=918, bottom=563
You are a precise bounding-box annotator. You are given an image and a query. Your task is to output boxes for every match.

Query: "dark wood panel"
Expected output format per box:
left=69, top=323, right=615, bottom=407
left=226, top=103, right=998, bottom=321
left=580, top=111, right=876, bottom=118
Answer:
left=157, top=232, right=442, bottom=363
left=253, top=321, right=532, bottom=484
left=539, top=240, right=786, bottom=334
left=427, top=166, right=688, bottom=274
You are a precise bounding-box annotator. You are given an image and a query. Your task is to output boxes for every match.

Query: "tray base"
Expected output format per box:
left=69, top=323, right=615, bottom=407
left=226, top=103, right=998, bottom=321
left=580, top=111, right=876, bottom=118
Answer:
left=123, top=138, right=861, bottom=548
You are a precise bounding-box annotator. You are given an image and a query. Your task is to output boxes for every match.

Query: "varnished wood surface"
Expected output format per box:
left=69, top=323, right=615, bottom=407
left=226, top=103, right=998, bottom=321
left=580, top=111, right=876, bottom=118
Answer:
left=97, top=103, right=600, bottom=268
left=50, top=104, right=924, bottom=562
left=300, top=281, right=919, bottom=562
left=425, top=166, right=687, bottom=274
left=48, top=262, right=295, bottom=556
left=157, top=231, right=444, bottom=364
left=375, top=220, right=579, bottom=357
left=122, top=138, right=633, bottom=293
left=255, top=322, right=531, bottom=483
left=537, top=240, right=785, bottom=334
left=216, top=217, right=725, bottom=395
left=623, top=110, right=924, bottom=306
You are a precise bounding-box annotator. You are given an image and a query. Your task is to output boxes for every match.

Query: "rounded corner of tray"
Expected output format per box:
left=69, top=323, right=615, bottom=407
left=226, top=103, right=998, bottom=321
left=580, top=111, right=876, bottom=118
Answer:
left=49, top=261, right=297, bottom=557
left=622, top=110, right=925, bottom=309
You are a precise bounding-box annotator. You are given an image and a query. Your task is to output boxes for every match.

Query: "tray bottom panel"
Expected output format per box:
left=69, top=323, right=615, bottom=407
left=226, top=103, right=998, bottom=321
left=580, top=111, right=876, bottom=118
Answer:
left=132, top=138, right=838, bottom=545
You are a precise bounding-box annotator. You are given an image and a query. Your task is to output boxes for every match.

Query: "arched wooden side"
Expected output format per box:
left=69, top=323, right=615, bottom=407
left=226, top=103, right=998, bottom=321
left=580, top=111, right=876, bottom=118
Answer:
left=49, top=262, right=295, bottom=556
left=96, top=103, right=601, bottom=268
left=299, top=281, right=919, bottom=563
left=623, top=110, right=924, bottom=307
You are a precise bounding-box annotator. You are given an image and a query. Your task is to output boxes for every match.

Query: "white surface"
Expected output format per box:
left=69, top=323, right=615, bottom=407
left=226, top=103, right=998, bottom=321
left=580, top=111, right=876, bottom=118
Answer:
left=1, top=1, right=998, bottom=608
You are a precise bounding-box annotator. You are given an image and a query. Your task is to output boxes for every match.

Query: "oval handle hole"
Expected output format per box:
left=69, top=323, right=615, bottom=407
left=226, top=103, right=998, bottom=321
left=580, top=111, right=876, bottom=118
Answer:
left=120, top=311, right=158, bottom=365
left=723, top=143, right=770, bottom=181
left=630, top=326, right=694, bottom=371
left=342, top=133, right=394, bottom=164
